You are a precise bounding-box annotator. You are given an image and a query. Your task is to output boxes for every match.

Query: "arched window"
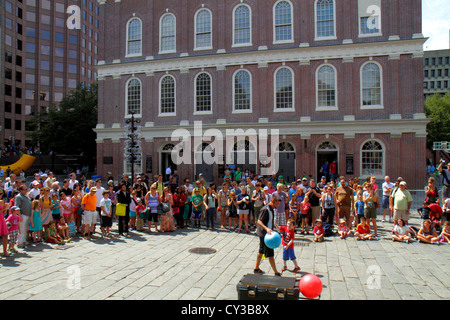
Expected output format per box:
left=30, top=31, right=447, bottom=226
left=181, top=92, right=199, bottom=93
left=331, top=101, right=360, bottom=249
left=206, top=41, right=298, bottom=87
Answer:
left=361, top=140, right=384, bottom=177
left=361, top=62, right=383, bottom=108
left=274, top=1, right=293, bottom=42
left=126, top=18, right=142, bottom=56
left=195, top=72, right=212, bottom=113
left=160, top=75, right=176, bottom=115
left=275, top=67, right=294, bottom=110
left=195, top=9, right=212, bottom=50
left=316, top=64, right=337, bottom=110
left=315, top=0, right=335, bottom=39
left=233, top=70, right=251, bottom=112
left=233, top=4, right=251, bottom=46
left=126, top=78, right=141, bottom=116
left=160, top=13, right=176, bottom=53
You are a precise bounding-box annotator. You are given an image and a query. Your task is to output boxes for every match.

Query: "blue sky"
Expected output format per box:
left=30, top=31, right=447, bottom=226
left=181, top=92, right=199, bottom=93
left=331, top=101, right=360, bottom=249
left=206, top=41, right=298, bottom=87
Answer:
left=422, top=0, right=450, bottom=51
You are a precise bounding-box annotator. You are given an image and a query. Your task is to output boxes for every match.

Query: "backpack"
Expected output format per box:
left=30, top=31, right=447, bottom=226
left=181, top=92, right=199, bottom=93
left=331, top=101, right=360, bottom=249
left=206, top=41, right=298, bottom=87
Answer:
left=323, top=222, right=333, bottom=237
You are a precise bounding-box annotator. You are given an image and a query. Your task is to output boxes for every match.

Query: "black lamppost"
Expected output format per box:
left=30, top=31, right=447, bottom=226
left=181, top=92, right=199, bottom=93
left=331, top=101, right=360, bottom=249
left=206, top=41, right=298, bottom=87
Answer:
left=125, top=111, right=141, bottom=184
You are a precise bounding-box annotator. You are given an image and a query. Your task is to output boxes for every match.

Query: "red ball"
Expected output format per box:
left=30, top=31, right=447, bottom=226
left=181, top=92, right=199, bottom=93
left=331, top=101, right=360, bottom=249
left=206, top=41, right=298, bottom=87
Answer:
left=299, top=274, right=323, bottom=299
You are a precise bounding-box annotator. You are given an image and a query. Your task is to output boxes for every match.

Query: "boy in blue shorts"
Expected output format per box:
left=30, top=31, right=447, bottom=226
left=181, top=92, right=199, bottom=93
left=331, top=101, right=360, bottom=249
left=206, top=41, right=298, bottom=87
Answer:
left=280, top=218, right=301, bottom=273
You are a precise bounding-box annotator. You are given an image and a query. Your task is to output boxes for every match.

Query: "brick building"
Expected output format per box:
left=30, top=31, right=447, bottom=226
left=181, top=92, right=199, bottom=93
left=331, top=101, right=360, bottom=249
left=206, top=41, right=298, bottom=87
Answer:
left=95, top=0, right=429, bottom=188
left=1, top=0, right=100, bottom=150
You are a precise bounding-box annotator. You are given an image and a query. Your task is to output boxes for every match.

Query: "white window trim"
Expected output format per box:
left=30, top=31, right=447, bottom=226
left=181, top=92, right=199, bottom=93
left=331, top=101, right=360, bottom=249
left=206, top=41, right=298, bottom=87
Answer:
left=159, top=13, right=177, bottom=55
left=158, top=74, right=177, bottom=117
left=273, top=66, right=295, bottom=112
left=125, top=17, right=143, bottom=58
left=232, top=69, right=253, bottom=114
left=273, top=0, right=294, bottom=45
left=194, top=8, right=213, bottom=51
left=232, top=4, right=252, bottom=48
left=125, top=77, right=142, bottom=118
left=315, top=63, right=338, bottom=111
left=359, top=139, right=385, bottom=180
left=194, top=71, right=213, bottom=115
left=314, top=0, right=337, bottom=42
left=360, top=60, right=384, bottom=110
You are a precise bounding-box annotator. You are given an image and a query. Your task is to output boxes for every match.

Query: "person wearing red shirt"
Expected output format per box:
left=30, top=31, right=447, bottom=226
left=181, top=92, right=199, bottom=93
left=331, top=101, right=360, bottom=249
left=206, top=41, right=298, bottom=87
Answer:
left=355, top=216, right=375, bottom=240
left=280, top=219, right=301, bottom=273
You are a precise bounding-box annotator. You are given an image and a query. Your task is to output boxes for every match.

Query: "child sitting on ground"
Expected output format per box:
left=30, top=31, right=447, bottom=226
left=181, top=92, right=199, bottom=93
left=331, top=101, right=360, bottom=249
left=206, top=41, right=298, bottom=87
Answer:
left=355, top=216, right=375, bottom=240
left=44, top=220, right=66, bottom=245
left=313, top=219, right=324, bottom=242
left=417, top=220, right=439, bottom=244
left=57, top=216, right=72, bottom=241
left=392, top=218, right=411, bottom=243
left=438, top=221, right=450, bottom=244
left=337, top=218, right=351, bottom=239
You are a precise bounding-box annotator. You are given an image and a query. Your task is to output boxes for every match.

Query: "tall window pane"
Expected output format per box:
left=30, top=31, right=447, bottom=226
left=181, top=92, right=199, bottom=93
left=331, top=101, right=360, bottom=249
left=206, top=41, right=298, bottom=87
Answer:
left=274, top=1, right=292, bottom=42
left=316, top=0, right=335, bottom=38
left=160, top=75, right=175, bottom=114
left=362, top=63, right=382, bottom=106
left=317, top=65, right=336, bottom=107
left=127, top=18, right=142, bottom=55
left=127, top=79, right=141, bottom=115
left=361, top=141, right=384, bottom=176
left=196, top=73, right=211, bottom=112
left=275, top=68, right=293, bottom=109
left=195, top=9, right=212, bottom=49
left=234, top=70, right=251, bottom=111
left=234, top=5, right=251, bottom=45
left=161, top=14, right=176, bottom=52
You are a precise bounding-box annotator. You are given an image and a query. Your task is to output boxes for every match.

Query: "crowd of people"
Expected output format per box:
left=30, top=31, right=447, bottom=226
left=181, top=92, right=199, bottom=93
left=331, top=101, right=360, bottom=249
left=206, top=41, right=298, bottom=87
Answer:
left=0, top=163, right=450, bottom=260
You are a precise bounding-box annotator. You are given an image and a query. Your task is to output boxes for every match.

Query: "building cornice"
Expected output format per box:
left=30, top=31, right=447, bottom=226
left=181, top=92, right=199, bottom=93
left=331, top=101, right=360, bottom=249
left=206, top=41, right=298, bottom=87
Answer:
left=96, top=38, right=427, bottom=79
left=94, top=116, right=430, bottom=143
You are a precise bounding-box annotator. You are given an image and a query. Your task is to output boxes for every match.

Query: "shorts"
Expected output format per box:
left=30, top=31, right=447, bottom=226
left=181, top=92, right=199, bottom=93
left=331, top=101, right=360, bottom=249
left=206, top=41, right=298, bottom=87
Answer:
left=83, top=210, right=97, bottom=225
left=129, top=210, right=136, bottom=218
left=382, top=196, right=390, bottom=209
left=238, top=209, right=249, bottom=215
left=283, top=248, right=296, bottom=261
left=364, top=207, right=377, bottom=219
left=8, top=229, right=19, bottom=245
left=394, top=209, right=409, bottom=221
left=258, top=236, right=274, bottom=258
left=101, top=215, right=112, bottom=228
left=192, top=211, right=202, bottom=219
left=149, top=212, right=159, bottom=223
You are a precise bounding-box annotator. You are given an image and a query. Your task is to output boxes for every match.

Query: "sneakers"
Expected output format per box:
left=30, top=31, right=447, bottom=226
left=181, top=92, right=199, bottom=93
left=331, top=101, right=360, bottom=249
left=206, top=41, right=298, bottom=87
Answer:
left=253, top=268, right=265, bottom=274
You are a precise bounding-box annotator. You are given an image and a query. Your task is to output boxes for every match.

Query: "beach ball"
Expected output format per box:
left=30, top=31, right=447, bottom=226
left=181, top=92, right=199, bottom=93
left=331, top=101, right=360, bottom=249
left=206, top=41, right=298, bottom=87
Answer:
left=299, top=274, right=323, bottom=299
left=264, top=231, right=282, bottom=249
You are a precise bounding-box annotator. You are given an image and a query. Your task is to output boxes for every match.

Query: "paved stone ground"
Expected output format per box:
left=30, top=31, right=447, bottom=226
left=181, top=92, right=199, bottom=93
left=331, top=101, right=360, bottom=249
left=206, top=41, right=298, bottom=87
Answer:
left=0, top=213, right=448, bottom=300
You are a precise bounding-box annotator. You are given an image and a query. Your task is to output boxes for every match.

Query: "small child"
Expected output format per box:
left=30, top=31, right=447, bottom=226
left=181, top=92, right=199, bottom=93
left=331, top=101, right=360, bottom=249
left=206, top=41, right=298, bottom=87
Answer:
left=280, top=218, right=301, bottom=273
left=135, top=198, right=146, bottom=231
left=44, top=220, right=65, bottom=244
left=299, top=196, right=311, bottom=234
left=417, top=219, right=439, bottom=244
left=313, top=219, right=324, bottom=242
left=417, top=201, right=431, bottom=220
left=99, top=190, right=113, bottom=237
left=191, top=188, right=205, bottom=228
left=51, top=193, right=61, bottom=222
left=6, top=208, right=21, bottom=253
left=57, top=216, right=71, bottom=241
left=227, top=192, right=238, bottom=231
left=29, top=200, right=43, bottom=243
left=129, top=191, right=138, bottom=231
left=355, top=216, right=375, bottom=240
left=392, top=218, right=411, bottom=243
left=337, top=218, right=351, bottom=239
left=354, top=194, right=365, bottom=226
left=438, top=221, right=450, bottom=244
left=289, top=196, right=299, bottom=225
